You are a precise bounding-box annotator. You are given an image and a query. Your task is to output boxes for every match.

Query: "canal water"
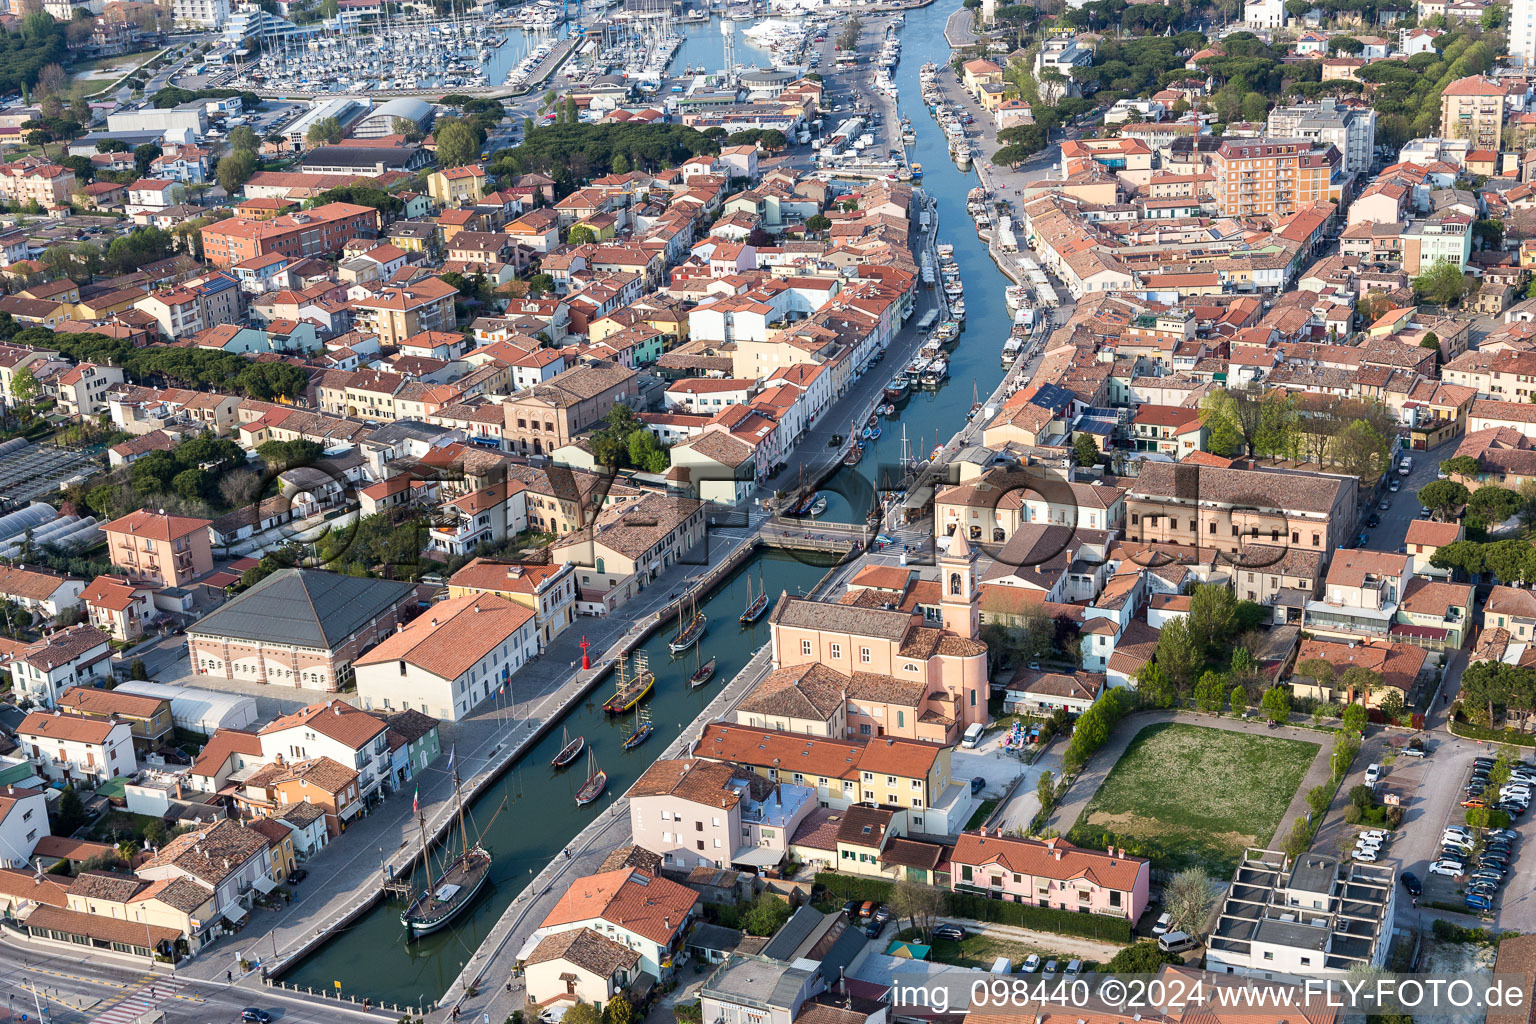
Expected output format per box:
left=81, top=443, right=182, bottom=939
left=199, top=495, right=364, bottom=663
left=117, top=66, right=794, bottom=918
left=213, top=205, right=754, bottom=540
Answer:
left=283, top=0, right=1011, bottom=1001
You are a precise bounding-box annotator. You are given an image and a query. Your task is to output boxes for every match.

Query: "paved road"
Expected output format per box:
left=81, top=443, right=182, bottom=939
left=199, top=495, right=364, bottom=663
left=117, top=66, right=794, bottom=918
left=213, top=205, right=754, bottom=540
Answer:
left=1362, top=438, right=1459, bottom=554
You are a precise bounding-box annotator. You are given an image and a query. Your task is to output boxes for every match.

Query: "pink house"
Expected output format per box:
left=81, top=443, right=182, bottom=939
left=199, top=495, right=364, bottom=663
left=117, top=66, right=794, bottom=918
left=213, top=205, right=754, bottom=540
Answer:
left=949, top=830, right=1151, bottom=922
left=627, top=758, right=816, bottom=872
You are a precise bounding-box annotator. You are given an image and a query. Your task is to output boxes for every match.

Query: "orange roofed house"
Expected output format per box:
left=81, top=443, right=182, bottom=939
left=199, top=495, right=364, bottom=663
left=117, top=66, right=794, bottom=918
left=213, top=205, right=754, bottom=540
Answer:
left=199, top=203, right=381, bottom=269
left=949, top=830, right=1151, bottom=922
left=102, top=509, right=212, bottom=587
left=535, top=867, right=700, bottom=981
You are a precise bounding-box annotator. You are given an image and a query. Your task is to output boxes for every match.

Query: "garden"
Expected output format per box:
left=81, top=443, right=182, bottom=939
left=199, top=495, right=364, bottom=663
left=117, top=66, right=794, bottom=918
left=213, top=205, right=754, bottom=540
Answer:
left=1067, top=723, right=1319, bottom=875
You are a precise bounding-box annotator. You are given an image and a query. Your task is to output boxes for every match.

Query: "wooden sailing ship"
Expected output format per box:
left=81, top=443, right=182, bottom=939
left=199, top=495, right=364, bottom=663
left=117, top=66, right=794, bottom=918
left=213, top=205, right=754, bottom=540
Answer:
left=400, top=755, right=492, bottom=939
left=689, top=645, right=717, bottom=689
left=739, top=569, right=769, bottom=625
left=623, top=706, right=653, bottom=750
left=668, top=591, right=706, bottom=653
left=551, top=726, right=584, bottom=769
left=602, top=650, right=654, bottom=715
left=574, top=747, right=607, bottom=806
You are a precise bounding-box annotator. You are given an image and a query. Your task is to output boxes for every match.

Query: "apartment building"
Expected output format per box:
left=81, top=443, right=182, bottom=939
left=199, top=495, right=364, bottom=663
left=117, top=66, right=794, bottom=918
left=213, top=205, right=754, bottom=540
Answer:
left=0, top=160, right=76, bottom=209
left=56, top=686, right=172, bottom=753
left=135, top=818, right=273, bottom=924
left=1123, top=463, right=1356, bottom=561
left=550, top=493, right=706, bottom=614
left=17, top=710, right=136, bottom=786
left=1440, top=76, right=1506, bottom=151
left=8, top=625, right=114, bottom=707
left=102, top=509, right=213, bottom=587
left=949, top=831, right=1150, bottom=922
left=1265, top=98, right=1376, bottom=177
left=536, top=868, right=699, bottom=981
left=350, top=278, right=458, bottom=346
left=501, top=360, right=639, bottom=455
left=628, top=758, right=817, bottom=871
left=231, top=754, right=361, bottom=837
left=199, top=203, right=381, bottom=268
left=1207, top=849, right=1394, bottom=982
left=256, top=700, right=390, bottom=802
left=0, top=787, right=49, bottom=869
left=444, top=558, right=577, bottom=651
left=1210, top=139, right=1342, bottom=218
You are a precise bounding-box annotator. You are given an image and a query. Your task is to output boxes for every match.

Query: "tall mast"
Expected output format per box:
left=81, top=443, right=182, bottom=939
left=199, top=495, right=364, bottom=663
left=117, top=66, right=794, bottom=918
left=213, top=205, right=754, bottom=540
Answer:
left=455, top=761, right=470, bottom=857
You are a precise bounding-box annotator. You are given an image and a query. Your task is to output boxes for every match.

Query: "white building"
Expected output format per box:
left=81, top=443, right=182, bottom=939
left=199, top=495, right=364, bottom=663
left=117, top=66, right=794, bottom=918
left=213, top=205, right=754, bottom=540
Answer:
left=16, top=711, right=136, bottom=787
left=8, top=625, right=114, bottom=708
left=1514, top=0, right=1536, bottom=65
left=255, top=700, right=391, bottom=800
left=530, top=867, right=700, bottom=981
left=171, top=0, right=229, bottom=29
left=353, top=594, right=537, bottom=722
left=1205, top=849, right=1395, bottom=982
left=1245, top=0, right=1285, bottom=28
left=0, top=786, right=49, bottom=869
left=1266, top=98, right=1377, bottom=177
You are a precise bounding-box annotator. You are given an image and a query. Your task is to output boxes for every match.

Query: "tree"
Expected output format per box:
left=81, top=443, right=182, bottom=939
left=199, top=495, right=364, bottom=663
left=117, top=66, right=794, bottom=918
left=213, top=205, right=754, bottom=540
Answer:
left=11, top=366, right=38, bottom=405
left=1468, top=486, right=1522, bottom=525
left=1164, top=867, right=1216, bottom=934
left=1441, top=454, right=1482, bottom=478
left=603, top=996, right=632, bottom=1024
left=216, top=148, right=258, bottom=193
left=393, top=116, right=425, bottom=144
left=1341, top=701, right=1368, bottom=735
left=528, top=273, right=555, bottom=295
left=1283, top=817, right=1313, bottom=859
left=1331, top=420, right=1389, bottom=482
left=55, top=784, right=85, bottom=835
left=1413, top=258, right=1470, bottom=307
left=142, top=817, right=168, bottom=849
left=1194, top=671, right=1227, bottom=714
left=1297, top=656, right=1334, bottom=694
left=1418, top=479, right=1469, bottom=517
left=1155, top=615, right=1201, bottom=690
left=1261, top=686, right=1292, bottom=724
left=1187, top=583, right=1237, bottom=659
left=129, top=658, right=148, bottom=680
left=890, top=878, right=946, bottom=939
left=562, top=1005, right=602, bottom=1024
left=805, top=213, right=831, bottom=234
left=1230, top=685, right=1249, bottom=718
left=742, top=892, right=792, bottom=936
left=1107, top=941, right=1181, bottom=973
left=1339, top=666, right=1381, bottom=707
left=133, top=143, right=161, bottom=177
left=305, top=116, right=342, bottom=146
left=1074, top=433, right=1099, bottom=467
left=1136, top=660, right=1177, bottom=708
left=1378, top=689, right=1405, bottom=722
left=1036, top=769, right=1054, bottom=810
left=436, top=119, right=481, bottom=168
left=227, top=125, right=259, bottom=153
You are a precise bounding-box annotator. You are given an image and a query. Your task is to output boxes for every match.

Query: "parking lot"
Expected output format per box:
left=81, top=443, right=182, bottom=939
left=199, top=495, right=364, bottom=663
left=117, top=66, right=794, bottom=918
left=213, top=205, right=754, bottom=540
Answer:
left=0, top=438, right=103, bottom=502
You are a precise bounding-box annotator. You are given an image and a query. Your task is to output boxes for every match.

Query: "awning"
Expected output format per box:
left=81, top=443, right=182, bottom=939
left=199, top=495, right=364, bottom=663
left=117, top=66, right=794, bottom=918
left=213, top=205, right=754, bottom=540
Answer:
left=730, top=846, right=783, bottom=868
left=222, top=904, right=248, bottom=925
left=253, top=875, right=278, bottom=894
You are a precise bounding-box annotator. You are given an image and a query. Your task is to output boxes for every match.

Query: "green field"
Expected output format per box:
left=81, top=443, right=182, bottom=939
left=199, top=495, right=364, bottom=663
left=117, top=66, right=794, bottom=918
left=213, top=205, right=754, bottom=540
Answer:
left=1067, top=723, right=1318, bottom=875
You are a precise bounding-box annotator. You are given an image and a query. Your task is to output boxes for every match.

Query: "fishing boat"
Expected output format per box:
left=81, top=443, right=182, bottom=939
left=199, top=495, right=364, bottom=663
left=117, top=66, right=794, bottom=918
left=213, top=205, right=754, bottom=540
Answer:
left=689, top=646, right=717, bottom=688
left=864, top=424, right=882, bottom=441
left=668, top=592, right=706, bottom=653
left=783, top=466, right=818, bottom=517
left=952, top=298, right=966, bottom=320
left=807, top=494, right=828, bottom=516
left=740, top=569, right=769, bottom=624
left=574, top=748, right=606, bottom=806
left=551, top=726, right=584, bottom=769
left=921, top=357, right=949, bottom=387
left=603, top=651, right=654, bottom=715
left=400, top=753, right=492, bottom=938
left=884, top=376, right=910, bottom=402
left=622, top=707, right=652, bottom=750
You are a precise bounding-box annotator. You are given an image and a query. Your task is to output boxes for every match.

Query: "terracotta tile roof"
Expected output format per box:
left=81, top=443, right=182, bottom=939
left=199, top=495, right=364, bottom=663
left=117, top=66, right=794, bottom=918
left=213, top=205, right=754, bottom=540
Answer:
left=57, top=687, right=166, bottom=720
left=629, top=758, right=743, bottom=806
left=1487, top=585, right=1536, bottom=619
left=18, top=710, right=122, bottom=745
left=0, top=564, right=72, bottom=601
left=952, top=832, right=1146, bottom=890
left=539, top=868, right=697, bottom=944
left=189, top=728, right=262, bottom=779
left=599, top=844, right=664, bottom=874
left=526, top=926, right=642, bottom=976
left=446, top=559, right=566, bottom=597
left=260, top=701, right=385, bottom=752
left=67, top=870, right=145, bottom=902
left=26, top=904, right=182, bottom=947
left=272, top=755, right=358, bottom=794
left=0, top=867, right=68, bottom=907
left=1405, top=519, right=1461, bottom=547
left=1400, top=578, right=1472, bottom=619
left=769, top=595, right=913, bottom=642
left=132, top=875, right=211, bottom=914
left=1295, top=637, right=1425, bottom=693
left=142, top=819, right=269, bottom=886
left=12, top=625, right=110, bottom=672
left=101, top=508, right=211, bottom=542
left=354, top=593, right=532, bottom=681
left=1325, top=549, right=1408, bottom=589
left=737, top=663, right=848, bottom=721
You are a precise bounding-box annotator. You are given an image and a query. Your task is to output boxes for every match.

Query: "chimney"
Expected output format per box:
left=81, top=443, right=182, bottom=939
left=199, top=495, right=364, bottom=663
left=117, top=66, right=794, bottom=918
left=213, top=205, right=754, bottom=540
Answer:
left=1054, top=848, right=1063, bottom=861
left=333, top=705, right=341, bottom=716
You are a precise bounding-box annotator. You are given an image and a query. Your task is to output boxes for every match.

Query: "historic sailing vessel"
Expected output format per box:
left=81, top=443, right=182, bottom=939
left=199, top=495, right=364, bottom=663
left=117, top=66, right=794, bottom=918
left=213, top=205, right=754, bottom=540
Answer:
left=550, top=726, right=583, bottom=769
left=400, top=752, right=492, bottom=939
left=602, top=651, right=654, bottom=715
left=739, top=570, right=768, bottom=625
left=668, top=591, right=706, bottom=653
left=574, top=748, right=607, bottom=806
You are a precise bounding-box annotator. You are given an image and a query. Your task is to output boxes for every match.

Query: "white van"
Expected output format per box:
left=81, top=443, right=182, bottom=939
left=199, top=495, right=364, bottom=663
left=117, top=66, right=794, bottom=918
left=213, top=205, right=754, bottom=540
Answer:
left=1399, top=456, right=1413, bottom=476
left=990, top=956, right=1012, bottom=974
left=962, top=722, right=985, bottom=748
left=1158, top=931, right=1198, bottom=954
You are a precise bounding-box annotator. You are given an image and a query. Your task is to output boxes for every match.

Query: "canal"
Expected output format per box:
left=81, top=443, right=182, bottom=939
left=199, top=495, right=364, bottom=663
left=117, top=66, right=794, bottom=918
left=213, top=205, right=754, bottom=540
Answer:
left=283, top=0, right=1011, bottom=1001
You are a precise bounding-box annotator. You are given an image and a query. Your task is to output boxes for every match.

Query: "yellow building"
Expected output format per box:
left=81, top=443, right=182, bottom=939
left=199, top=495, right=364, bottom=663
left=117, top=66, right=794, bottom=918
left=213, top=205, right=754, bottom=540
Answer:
left=445, top=558, right=577, bottom=650
left=1210, top=139, right=1342, bottom=218
left=427, top=164, right=488, bottom=207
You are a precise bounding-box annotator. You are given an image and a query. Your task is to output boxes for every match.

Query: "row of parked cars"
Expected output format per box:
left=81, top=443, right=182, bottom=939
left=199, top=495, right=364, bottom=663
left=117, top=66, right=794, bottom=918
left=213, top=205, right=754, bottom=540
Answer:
left=1460, top=755, right=1536, bottom=817
left=1350, top=828, right=1390, bottom=863
left=1429, top=824, right=1518, bottom=912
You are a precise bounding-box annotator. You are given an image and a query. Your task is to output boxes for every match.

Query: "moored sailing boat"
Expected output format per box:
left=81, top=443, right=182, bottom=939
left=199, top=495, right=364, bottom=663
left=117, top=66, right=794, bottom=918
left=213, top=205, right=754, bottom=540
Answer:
left=551, top=726, right=584, bottom=769
left=400, top=751, right=492, bottom=939
left=668, top=591, right=706, bottom=653
left=622, top=706, right=652, bottom=750
left=689, top=645, right=717, bottom=688
left=574, top=748, right=606, bottom=806
left=740, top=569, right=769, bottom=624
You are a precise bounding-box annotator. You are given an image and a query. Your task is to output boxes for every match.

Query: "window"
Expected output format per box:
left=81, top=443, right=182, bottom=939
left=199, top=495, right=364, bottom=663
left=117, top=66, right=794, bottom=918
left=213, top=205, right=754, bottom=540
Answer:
left=829, top=643, right=842, bottom=659
left=801, top=639, right=812, bottom=656
left=860, top=647, right=871, bottom=664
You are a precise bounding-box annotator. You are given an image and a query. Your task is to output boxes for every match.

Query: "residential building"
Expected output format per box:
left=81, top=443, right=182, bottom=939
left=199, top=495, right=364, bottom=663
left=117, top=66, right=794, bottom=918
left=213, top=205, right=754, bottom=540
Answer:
left=354, top=593, right=538, bottom=721
left=1289, top=637, right=1427, bottom=707
left=949, top=831, right=1150, bottom=923
left=524, top=928, right=642, bottom=1013
left=79, top=574, right=157, bottom=643
left=0, top=564, right=85, bottom=621
left=551, top=493, right=707, bottom=614
left=1210, top=139, right=1342, bottom=218
left=351, top=278, right=458, bottom=347
left=135, top=818, right=273, bottom=926
left=1440, top=76, right=1506, bottom=151
left=1206, top=849, right=1394, bottom=982
left=1484, top=585, right=1536, bottom=642
left=427, top=165, right=487, bottom=206
left=628, top=758, right=816, bottom=871
left=199, top=203, right=381, bottom=269
left=7, top=625, right=114, bottom=708
left=534, top=867, right=700, bottom=981
left=1266, top=98, right=1376, bottom=177
left=101, top=509, right=213, bottom=587
left=56, top=687, right=172, bottom=754
left=0, top=787, right=49, bottom=869
left=187, top=569, right=418, bottom=692
left=256, top=700, right=390, bottom=802
left=502, top=360, right=639, bottom=456
left=17, top=711, right=136, bottom=786
left=232, top=754, right=362, bottom=837
left=444, top=559, right=577, bottom=651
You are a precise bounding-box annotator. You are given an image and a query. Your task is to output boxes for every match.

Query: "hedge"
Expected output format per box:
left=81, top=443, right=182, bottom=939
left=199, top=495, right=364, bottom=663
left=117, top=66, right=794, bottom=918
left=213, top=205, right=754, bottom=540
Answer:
left=1450, top=721, right=1536, bottom=747
left=813, top=872, right=1132, bottom=943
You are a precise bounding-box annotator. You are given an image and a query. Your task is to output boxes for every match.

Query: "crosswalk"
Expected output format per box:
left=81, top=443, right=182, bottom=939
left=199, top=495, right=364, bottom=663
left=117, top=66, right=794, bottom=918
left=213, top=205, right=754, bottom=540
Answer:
left=86, top=976, right=187, bottom=1024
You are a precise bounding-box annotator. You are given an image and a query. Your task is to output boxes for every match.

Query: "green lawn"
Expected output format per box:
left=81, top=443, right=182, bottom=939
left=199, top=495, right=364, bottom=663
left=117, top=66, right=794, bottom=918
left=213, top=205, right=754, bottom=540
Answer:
left=1067, top=723, right=1318, bottom=875
left=965, top=798, right=999, bottom=831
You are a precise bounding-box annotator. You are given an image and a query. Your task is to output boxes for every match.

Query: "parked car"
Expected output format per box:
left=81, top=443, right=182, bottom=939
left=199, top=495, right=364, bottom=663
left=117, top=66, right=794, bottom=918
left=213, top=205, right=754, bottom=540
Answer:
left=1064, top=959, right=1083, bottom=976
left=1428, top=860, right=1464, bottom=876
left=1378, top=499, right=1391, bottom=510
left=242, top=1012, right=273, bottom=1024
left=1462, top=798, right=1488, bottom=808
left=842, top=900, right=860, bottom=918
left=865, top=919, right=884, bottom=939
left=286, top=868, right=307, bottom=885
left=933, top=924, right=966, bottom=942
left=1389, top=478, right=1400, bottom=491
left=874, top=906, right=892, bottom=924
left=1466, top=893, right=1494, bottom=912
left=1358, top=830, right=1388, bottom=842
left=1351, top=847, right=1378, bottom=861
left=859, top=901, right=877, bottom=919
left=1042, top=959, right=1059, bottom=977
left=1402, top=746, right=1428, bottom=758
left=1152, top=912, right=1172, bottom=936
left=1364, top=764, right=1382, bottom=786
left=1158, top=931, right=1199, bottom=954
left=1400, top=872, right=1423, bottom=896
left=1020, top=954, right=1041, bottom=973
left=1366, top=513, right=1381, bottom=529
left=970, top=776, right=986, bottom=795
